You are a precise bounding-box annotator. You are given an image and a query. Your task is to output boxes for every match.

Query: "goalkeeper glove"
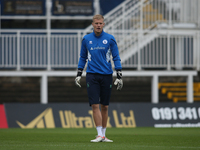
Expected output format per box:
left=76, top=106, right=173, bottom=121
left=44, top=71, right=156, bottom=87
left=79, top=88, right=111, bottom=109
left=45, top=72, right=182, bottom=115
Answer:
left=114, top=70, right=123, bottom=90
left=75, top=69, right=83, bottom=88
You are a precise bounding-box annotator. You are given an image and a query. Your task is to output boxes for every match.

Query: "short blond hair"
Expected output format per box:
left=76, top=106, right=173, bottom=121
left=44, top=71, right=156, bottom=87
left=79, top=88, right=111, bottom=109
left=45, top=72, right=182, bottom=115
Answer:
left=93, top=14, right=104, bottom=22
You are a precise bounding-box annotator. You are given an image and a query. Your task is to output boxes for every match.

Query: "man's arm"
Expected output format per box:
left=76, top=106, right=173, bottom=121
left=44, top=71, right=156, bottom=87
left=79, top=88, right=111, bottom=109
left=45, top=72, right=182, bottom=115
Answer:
left=110, top=37, right=123, bottom=90
left=78, top=38, right=87, bottom=69
left=75, top=38, right=87, bottom=88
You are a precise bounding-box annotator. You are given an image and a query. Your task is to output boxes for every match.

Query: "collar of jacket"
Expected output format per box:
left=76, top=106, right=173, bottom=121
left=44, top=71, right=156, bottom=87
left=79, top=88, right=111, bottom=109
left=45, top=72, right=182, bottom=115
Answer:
left=93, top=30, right=105, bottom=38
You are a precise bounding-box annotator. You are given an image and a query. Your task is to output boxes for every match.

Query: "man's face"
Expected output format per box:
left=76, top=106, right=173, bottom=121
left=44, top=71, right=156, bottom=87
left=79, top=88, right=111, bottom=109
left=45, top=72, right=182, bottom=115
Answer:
left=92, top=19, right=105, bottom=35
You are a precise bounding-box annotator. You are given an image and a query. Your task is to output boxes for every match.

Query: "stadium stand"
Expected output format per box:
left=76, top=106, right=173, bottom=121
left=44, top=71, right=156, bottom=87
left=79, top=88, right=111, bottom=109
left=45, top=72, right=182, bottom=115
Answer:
left=0, top=0, right=200, bottom=104
left=159, top=82, right=200, bottom=102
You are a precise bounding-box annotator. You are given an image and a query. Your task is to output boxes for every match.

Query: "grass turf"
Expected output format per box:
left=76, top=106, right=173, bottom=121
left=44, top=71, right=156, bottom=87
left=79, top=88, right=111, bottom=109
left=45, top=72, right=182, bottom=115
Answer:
left=0, top=127, right=200, bottom=150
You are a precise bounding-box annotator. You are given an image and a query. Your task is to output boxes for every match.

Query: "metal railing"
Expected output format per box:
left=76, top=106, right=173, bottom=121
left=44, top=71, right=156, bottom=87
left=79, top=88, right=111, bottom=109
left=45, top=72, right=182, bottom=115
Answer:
left=0, top=30, right=83, bottom=70
left=1, top=29, right=199, bottom=70
left=85, top=0, right=200, bottom=31
left=112, top=30, right=200, bottom=70
left=0, top=0, right=200, bottom=71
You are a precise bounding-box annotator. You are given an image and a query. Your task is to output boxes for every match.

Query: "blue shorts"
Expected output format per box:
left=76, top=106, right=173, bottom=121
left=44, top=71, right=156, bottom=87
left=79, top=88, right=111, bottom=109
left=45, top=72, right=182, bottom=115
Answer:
left=86, top=73, right=113, bottom=106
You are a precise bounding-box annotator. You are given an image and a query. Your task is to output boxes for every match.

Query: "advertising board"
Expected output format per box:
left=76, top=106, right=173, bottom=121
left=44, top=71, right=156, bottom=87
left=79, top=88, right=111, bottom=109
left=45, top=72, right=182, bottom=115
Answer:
left=1, top=0, right=45, bottom=15
left=4, top=103, right=200, bottom=128
left=52, top=0, right=93, bottom=15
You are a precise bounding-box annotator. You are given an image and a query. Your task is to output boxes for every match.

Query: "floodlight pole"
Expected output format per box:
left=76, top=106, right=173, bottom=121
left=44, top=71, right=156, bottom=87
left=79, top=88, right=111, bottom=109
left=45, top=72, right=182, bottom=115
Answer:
left=46, top=0, right=51, bottom=71
left=94, top=0, right=100, bottom=15
left=0, top=3, right=1, bottom=34
left=40, top=0, right=53, bottom=104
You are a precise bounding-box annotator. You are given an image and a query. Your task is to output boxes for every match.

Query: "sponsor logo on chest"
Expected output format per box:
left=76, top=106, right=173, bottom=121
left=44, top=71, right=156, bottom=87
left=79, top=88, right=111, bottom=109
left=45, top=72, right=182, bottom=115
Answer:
left=89, top=39, right=108, bottom=50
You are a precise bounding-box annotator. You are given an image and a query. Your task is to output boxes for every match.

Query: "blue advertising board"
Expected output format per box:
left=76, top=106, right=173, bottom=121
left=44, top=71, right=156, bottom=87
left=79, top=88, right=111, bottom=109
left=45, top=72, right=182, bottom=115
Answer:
left=1, top=0, right=46, bottom=15
left=4, top=103, right=200, bottom=128
left=52, top=0, right=93, bottom=16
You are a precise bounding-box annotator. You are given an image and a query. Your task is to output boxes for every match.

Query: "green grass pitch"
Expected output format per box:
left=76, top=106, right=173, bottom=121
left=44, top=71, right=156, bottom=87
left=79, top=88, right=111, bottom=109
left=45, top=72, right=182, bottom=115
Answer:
left=0, top=127, right=200, bottom=150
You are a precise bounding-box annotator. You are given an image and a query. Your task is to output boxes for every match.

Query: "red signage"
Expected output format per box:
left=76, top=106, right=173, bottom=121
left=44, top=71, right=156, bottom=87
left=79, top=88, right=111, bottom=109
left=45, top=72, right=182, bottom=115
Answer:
left=0, top=105, right=8, bottom=128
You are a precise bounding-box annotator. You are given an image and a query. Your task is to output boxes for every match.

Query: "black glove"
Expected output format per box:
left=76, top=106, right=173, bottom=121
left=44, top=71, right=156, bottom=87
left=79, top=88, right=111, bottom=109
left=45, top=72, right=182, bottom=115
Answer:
left=75, top=69, right=83, bottom=88
left=114, top=70, right=123, bottom=90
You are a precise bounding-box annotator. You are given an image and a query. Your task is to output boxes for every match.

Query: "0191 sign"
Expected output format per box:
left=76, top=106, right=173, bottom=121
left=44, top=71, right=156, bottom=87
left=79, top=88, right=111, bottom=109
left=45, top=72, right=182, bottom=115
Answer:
left=151, top=107, right=200, bottom=120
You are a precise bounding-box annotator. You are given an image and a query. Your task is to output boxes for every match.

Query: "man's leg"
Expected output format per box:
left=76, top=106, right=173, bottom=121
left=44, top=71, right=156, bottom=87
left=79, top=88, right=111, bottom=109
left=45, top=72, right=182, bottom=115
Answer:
left=101, top=104, right=108, bottom=128
left=90, top=104, right=104, bottom=142
left=92, top=104, right=102, bottom=127
left=101, top=104, right=113, bottom=142
left=101, top=104, right=108, bottom=137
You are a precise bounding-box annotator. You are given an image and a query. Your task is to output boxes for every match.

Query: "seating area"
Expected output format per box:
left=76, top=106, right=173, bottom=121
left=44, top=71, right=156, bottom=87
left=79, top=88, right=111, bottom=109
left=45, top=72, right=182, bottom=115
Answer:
left=159, top=82, right=200, bottom=102
left=0, top=76, right=151, bottom=103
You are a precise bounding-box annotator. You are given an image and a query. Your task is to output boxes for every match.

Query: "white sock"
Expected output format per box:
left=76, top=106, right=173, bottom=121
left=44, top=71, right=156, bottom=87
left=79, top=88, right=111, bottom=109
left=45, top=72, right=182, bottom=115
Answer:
left=102, top=128, right=106, bottom=137
left=96, top=126, right=103, bottom=137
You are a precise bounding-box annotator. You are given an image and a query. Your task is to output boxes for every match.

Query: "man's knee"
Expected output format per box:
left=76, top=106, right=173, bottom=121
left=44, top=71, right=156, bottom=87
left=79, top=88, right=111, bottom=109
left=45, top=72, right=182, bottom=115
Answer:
left=92, top=104, right=99, bottom=110
left=101, top=105, right=109, bottom=111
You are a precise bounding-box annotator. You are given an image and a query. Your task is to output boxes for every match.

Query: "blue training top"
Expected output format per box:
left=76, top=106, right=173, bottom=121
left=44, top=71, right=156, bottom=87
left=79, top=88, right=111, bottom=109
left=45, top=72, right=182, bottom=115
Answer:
left=78, top=30, right=122, bottom=75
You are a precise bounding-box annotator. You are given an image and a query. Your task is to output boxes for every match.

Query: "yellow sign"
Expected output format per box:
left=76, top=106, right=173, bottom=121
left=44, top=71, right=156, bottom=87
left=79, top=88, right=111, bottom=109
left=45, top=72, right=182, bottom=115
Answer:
left=113, top=110, right=136, bottom=127
left=16, top=108, right=136, bottom=128
left=16, top=108, right=55, bottom=129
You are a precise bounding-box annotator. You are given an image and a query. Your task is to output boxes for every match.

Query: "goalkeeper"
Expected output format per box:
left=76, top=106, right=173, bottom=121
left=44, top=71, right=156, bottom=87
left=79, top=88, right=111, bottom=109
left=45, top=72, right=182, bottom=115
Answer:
left=75, top=14, right=123, bottom=142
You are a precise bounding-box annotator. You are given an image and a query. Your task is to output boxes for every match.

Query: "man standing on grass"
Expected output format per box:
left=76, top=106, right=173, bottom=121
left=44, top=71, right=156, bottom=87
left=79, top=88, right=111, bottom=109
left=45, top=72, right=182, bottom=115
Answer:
left=75, top=14, right=123, bottom=142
